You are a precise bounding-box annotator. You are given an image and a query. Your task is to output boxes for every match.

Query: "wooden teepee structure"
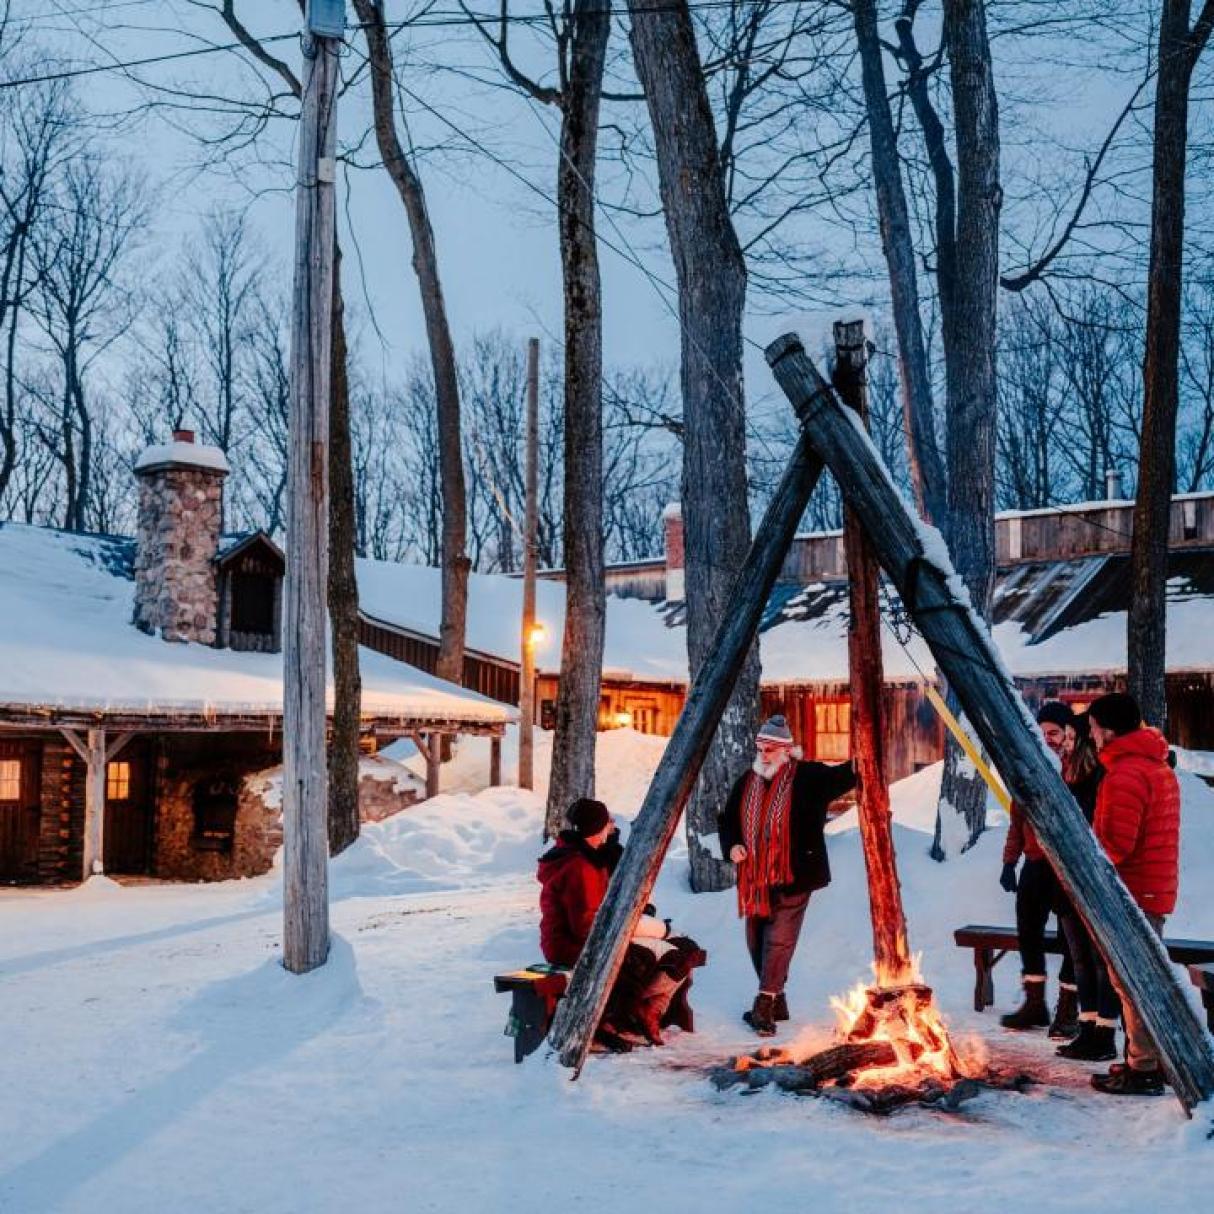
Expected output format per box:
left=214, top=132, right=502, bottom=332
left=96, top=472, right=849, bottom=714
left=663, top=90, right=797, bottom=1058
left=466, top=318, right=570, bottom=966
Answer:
left=547, top=326, right=1214, bottom=1118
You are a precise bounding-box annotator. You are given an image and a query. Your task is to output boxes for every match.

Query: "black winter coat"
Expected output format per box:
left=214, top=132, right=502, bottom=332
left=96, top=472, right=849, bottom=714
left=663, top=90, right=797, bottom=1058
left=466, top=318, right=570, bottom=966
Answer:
left=717, top=759, right=857, bottom=898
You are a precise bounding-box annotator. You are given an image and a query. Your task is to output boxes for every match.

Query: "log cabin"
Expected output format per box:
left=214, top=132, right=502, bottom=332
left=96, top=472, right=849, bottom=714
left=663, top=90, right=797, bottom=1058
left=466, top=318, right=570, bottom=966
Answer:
left=0, top=431, right=512, bottom=886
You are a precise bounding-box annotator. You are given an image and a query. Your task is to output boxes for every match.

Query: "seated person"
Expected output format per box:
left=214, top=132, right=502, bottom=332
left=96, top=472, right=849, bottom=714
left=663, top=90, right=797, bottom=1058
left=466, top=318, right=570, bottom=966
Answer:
left=538, top=797, right=703, bottom=1050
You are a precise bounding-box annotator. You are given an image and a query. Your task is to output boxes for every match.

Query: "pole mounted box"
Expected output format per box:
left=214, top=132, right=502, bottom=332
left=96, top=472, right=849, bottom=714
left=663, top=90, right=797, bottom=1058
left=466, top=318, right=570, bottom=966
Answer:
left=306, top=0, right=346, bottom=37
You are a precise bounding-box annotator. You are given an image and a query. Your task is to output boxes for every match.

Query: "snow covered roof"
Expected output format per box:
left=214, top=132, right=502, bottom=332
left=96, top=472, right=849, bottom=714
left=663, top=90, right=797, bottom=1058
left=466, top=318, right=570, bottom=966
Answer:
left=0, top=523, right=512, bottom=728
left=356, top=558, right=690, bottom=685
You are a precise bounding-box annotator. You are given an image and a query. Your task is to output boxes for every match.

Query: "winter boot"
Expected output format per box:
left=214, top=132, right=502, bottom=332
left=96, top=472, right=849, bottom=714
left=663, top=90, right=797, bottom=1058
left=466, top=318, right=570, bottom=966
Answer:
left=1049, top=983, right=1080, bottom=1039
left=743, top=992, right=777, bottom=1037
left=1091, top=1066, right=1165, bottom=1096
left=1000, top=977, right=1050, bottom=1030
left=773, top=993, right=790, bottom=1022
left=1056, top=1021, right=1118, bottom=1062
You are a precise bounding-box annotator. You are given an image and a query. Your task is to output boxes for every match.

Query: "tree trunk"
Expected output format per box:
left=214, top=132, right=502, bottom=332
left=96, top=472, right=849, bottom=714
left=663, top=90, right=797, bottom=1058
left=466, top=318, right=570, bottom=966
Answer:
left=834, top=321, right=912, bottom=983
left=352, top=0, right=469, bottom=689
left=544, top=0, right=610, bottom=839
left=1129, top=0, right=1213, bottom=727
left=328, top=243, right=361, bottom=857
left=852, top=0, right=947, bottom=527
left=627, top=0, right=757, bottom=891
left=935, top=0, right=1002, bottom=856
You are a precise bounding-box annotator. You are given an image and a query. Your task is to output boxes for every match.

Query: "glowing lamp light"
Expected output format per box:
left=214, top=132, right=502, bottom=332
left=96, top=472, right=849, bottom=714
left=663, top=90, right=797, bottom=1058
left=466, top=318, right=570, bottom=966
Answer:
left=614, top=710, right=633, bottom=729
left=526, top=622, right=548, bottom=648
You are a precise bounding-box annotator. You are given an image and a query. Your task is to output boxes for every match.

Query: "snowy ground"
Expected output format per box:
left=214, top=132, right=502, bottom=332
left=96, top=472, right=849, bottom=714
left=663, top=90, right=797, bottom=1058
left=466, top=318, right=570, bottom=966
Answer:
left=2, top=730, right=1212, bottom=1213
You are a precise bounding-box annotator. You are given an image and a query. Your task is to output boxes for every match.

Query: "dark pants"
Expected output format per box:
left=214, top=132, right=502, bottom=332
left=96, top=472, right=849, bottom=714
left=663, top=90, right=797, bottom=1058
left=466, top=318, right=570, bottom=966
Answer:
left=1058, top=910, right=1122, bottom=1021
left=1107, top=912, right=1167, bottom=1069
left=745, top=888, right=811, bottom=994
left=1016, top=859, right=1074, bottom=984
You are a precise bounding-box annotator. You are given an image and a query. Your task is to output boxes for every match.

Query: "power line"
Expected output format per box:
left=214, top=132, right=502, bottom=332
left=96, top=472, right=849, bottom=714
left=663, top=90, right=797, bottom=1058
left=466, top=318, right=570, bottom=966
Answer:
left=0, top=0, right=817, bottom=90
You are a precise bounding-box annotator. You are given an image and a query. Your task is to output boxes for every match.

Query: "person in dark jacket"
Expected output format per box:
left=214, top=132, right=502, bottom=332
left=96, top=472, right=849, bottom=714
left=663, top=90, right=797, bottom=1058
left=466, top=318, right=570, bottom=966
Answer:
left=1055, top=711, right=1122, bottom=1062
left=999, top=700, right=1078, bottom=1035
left=537, top=797, right=702, bottom=1050
left=1086, top=692, right=1181, bottom=1097
left=718, top=714, right=856, bottom=1037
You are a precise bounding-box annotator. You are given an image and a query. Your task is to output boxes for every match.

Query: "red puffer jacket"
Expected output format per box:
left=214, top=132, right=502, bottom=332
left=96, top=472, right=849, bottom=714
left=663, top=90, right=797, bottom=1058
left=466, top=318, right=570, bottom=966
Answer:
left=1093, top=727, right=1180, bottom=915
left=537, top=834, right=612, bottom=966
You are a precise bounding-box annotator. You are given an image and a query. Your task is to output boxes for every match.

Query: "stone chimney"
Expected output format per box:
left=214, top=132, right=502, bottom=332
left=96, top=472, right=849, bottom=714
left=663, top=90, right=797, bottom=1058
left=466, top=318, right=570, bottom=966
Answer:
left=1105, top=467, right=1125, bottom=501
left=132, top=428, right=230, bottom=644
left=663, top=502, right=684, bottom=602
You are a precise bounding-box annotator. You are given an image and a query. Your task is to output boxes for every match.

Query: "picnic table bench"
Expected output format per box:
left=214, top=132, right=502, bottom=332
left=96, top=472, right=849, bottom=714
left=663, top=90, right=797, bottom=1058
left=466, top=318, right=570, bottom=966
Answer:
left=954, top=924, right=1214, bottom=1020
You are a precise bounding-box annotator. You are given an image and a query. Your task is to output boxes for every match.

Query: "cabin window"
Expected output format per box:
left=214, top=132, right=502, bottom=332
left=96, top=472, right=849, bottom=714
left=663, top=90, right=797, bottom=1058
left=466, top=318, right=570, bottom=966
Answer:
left=192, top=775, right=240, bottom=853
left=106, top=761, right=131, bottom=800
left=0, top=758, right=20, bottom=801
left=230, top=570, right=277, bottom=636
left=814, top=700, right=851, bottom=761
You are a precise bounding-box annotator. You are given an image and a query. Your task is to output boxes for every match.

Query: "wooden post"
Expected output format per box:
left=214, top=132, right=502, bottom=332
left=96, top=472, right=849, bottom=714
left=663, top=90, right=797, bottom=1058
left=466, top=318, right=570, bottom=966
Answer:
left=282, top=19, right=339, bottom=975
left=767, top=331, right=1214, bottom=1114
left=490, top=735, right=503, bottom=787
left=425, top=733, right=441, bottom=799
left=62, top=728, right=106, bottom=880
left=519, top=337, right=540, bottom=790
left=546, top=433, right=825, bottom=1073
left=834, top=320, right=912, bottom=984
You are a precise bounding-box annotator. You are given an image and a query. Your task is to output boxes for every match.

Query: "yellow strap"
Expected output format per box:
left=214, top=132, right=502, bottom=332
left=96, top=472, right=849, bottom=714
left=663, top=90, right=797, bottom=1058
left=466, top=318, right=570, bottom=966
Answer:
left=923, top=683, right=1011, bottom=811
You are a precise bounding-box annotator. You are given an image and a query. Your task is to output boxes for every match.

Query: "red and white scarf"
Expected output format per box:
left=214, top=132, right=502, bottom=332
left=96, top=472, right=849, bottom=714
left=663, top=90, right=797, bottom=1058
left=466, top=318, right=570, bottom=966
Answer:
left=736, top=757, right=796, bottom=918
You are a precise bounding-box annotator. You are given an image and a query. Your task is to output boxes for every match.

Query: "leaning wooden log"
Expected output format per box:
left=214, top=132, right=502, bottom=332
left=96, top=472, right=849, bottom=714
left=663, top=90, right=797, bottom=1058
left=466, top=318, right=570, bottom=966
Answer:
left=712, top=1041, right=898, bottom=1092
left=766, top=331, right=1214, bottom=1116
left=546, top=435, right=826, bottom=1074
left=834, top=319, right=913, bottom=984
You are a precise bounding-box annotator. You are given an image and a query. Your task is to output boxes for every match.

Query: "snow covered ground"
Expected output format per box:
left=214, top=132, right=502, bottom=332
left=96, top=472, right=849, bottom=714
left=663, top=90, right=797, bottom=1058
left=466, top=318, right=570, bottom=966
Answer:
left=2, top=732, right=1212, bottom=1213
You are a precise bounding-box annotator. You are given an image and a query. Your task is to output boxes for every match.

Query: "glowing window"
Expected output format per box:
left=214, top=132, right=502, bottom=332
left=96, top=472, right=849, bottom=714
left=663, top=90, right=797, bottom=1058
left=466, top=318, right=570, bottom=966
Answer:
left=814, top=700, right=851, bottom=762
left=0, top=758, right=19, bottom=801
left=107, top=761, right=131, bottom=801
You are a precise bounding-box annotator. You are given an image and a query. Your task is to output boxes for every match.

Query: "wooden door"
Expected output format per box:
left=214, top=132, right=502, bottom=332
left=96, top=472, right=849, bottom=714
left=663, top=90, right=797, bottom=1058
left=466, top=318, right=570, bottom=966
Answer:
left=0, top=739, right=42, bottom=883
left=103, top=744, right=152, bottom=875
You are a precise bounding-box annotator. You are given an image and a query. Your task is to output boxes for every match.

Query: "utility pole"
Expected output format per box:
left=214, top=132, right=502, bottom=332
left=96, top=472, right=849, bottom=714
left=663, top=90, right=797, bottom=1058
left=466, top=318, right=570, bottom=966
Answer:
left=283, top=0, right=341, bottom=975
left=519, top=337, right=540, bottom=790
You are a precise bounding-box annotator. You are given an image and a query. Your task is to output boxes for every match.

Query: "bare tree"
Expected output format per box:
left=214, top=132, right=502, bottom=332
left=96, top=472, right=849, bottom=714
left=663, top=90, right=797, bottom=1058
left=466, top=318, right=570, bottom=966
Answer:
left=1129, top=0, right=1214, bottom=726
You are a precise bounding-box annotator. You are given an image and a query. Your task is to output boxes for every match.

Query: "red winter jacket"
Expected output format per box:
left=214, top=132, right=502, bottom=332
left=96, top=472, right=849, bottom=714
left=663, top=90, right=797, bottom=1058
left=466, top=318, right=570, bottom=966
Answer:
left=1093, top=727, right=1180, bottom=915
left=537, top=834, right=612, bottom=966
left=1002, top=803, right=1045, bottom=865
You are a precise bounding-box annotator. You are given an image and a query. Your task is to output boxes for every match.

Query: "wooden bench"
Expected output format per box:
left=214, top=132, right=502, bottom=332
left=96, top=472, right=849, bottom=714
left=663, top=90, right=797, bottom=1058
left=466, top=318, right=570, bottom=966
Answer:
left=1189, top=964, right=1214, bottom=1034
left=954, top=924, right=1214, bottom=1013
left=494, top=966, right=570, bottom=1064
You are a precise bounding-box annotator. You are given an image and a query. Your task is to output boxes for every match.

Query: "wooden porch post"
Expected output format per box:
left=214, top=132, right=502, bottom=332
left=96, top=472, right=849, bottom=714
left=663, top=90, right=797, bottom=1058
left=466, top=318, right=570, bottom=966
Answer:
left=62, top=728, right=107, bottom=880
left=490, top=734, right=503, bottom=787
left=767, top=331, right=1214, bottom=1115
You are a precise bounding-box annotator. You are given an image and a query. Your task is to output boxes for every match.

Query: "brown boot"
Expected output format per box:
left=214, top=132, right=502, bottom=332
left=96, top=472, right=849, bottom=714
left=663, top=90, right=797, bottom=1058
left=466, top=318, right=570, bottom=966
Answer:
left=772, top=992, right=790, bottom=1022
left=1049, top=983, right=1079, bottom=1039
left=1000, top=977, right=1049, bottom=1029
left=743, top=992, right=777, bottom=1037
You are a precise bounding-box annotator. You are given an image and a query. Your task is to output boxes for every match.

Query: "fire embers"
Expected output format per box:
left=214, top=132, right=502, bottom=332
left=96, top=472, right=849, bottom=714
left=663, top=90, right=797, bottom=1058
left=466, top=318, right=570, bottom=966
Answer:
left=713, top=973, right=1030, bottom=1114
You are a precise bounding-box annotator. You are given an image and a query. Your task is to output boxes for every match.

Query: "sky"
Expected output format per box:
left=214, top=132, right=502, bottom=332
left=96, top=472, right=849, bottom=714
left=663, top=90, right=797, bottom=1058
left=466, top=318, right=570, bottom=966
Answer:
left=6, top=0, right=1166, bottom=413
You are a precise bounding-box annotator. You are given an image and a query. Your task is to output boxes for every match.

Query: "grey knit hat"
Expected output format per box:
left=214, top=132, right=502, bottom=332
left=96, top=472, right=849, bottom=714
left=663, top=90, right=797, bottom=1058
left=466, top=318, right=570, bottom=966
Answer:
left=756, top=714, right=794, bottom=745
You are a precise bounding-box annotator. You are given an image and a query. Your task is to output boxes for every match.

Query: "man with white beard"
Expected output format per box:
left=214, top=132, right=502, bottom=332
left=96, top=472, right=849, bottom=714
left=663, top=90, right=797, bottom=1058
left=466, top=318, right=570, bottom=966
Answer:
left=718, top=715, right=857, bottom=1036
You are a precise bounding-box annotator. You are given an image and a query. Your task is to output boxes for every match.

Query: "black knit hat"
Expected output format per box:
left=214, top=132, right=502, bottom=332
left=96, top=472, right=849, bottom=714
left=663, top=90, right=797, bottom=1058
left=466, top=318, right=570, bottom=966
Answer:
left=567, top=797, right=611, bottom=837
left=1088, top=692, right=1142, bottom=737
left=1036, top=700, right=1075, bottom=730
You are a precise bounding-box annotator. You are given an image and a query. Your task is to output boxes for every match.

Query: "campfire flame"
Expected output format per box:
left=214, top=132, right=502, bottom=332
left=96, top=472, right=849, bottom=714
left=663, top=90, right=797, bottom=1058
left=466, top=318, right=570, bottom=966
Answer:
left=828, top=958, right=964, bottom=1088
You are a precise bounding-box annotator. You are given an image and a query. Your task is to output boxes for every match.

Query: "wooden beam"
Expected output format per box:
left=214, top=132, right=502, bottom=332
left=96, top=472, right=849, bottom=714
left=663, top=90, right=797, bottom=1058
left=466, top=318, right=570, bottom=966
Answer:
left=766, top=331, right=1214, bottom=1115
left=425, top=733, right=440, bottom=799
left=58, top=727, right=89, bottom=764
left=105, top=732, right=136, bottom=762
left=282, top=25, right=339, bottom=976
left=546, top=431, right=825, bottom=1073
left=83, top=729, right=106, bottom=880
left=834, top=320, right=913, bottom=983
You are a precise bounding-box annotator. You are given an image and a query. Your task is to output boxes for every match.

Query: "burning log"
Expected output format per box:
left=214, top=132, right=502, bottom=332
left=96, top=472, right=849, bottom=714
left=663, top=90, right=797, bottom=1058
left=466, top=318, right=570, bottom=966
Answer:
left=713, top=1041, right=898, bottom=1093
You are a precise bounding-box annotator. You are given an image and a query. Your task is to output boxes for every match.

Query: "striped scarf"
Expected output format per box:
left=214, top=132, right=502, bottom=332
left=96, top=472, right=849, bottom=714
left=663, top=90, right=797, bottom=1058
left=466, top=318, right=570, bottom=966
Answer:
left=736, top=759, right=796, bottom=918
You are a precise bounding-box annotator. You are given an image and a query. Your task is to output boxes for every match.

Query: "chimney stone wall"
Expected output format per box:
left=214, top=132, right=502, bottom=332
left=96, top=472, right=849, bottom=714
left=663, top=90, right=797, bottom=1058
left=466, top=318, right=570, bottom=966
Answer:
left=132, top=432, right=229, bottom=644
